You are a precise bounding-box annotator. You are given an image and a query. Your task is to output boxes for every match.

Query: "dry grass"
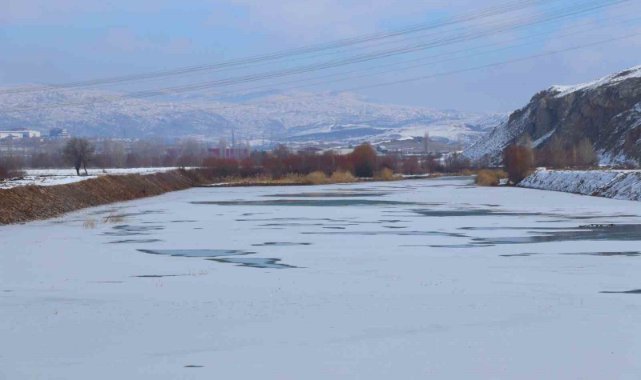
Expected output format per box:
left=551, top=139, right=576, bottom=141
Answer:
left=374, top=168, right=397, bottom=181
left=103, top=213, right=126, bottom=224
left=82, top=218, right=97, bottom=229
left=216, top=171, right=357, bottom=186
left=329, top=170, right=356, bottom=183
left=304, top=171, right=330, bottom=185
left=475, top=169, right=507, bottom=186
left=460, top=169, right=476, bottom=176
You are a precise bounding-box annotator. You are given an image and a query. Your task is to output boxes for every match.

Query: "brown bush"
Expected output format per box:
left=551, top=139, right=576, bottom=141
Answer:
left=475, top=169, right=505, bottom=186
left=330, top=170, right=356, bottom=183
left=504, top=144, right=534, bottom=184
left=304, top=171, right=330, bottom=185
left=460, top=169, right=475, bottom=176
left=201, top=158, right=240, bottom=177
left=350, top=143, right=377, bottom=177
left=374, top=167, right=396, bottom=181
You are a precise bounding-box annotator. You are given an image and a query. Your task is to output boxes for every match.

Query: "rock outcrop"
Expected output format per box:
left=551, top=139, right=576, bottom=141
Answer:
left=465, top=66, right=641, bottom=166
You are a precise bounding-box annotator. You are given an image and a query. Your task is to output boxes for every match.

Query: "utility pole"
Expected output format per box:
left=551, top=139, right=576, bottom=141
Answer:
left=423, top=131, right=430, bottom=155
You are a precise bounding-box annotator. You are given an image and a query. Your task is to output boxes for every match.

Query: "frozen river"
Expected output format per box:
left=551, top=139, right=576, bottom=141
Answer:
left=2, top=177, right=641, bottom=379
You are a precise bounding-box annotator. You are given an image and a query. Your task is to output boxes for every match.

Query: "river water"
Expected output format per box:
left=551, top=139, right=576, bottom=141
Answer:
left=2, top=177, right=641, bottom=378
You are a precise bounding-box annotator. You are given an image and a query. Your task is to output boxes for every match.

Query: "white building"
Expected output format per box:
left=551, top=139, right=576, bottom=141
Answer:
left=0, top=130, right=41, bottom=139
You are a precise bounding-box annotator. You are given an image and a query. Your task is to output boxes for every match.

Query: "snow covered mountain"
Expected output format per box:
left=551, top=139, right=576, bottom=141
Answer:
left=0, top=89, right=503, bottom=146
left=465, top=66, right=641, bottom=165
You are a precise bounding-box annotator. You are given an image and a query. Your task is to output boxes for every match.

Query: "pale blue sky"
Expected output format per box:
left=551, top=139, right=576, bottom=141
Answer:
left=1, top=0, right=640, bottom=112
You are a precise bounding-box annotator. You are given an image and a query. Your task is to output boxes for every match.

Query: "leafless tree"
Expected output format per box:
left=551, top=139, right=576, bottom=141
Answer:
left=575, top=138, right=598, bottom=167
left=63, top=138, right=95, bottom=175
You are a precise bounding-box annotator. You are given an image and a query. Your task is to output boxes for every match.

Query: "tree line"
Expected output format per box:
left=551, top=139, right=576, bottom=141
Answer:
left=503, top=135, right=598, bottom=184
left=201, top=143, right=459, bottom=179
left=0, top=132, right=604, bottom=183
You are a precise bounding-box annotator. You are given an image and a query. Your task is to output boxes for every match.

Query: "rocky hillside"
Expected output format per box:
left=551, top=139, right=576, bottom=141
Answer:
left=0, top=89, right=502, bottom=146
left=465, top=66, right=641, bottom=166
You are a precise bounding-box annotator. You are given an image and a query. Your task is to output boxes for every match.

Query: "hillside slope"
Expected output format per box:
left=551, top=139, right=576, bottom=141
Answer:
left=0, top=90, right=502, bottom=145
left=465, top=66, right=641, bottom=165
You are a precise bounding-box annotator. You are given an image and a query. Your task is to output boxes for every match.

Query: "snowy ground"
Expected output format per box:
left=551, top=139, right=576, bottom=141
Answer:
left=0, top=167, right=187, bottom=189
left=520, top=168, right=641, bottom=201
left=2, top=178, right=641, bottom=379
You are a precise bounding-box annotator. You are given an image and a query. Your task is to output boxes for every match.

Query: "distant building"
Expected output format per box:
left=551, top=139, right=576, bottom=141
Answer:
left=298, top=146, right=323, bottom=155
left=0, top=129, right=41, bottom=139
left=48, top=128, right=70, bottom=139
left=208, top=146, right=250, bottom=159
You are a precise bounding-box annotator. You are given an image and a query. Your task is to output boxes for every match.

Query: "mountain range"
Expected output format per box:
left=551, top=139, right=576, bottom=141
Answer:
left=0, top=89, right=504, bottom=147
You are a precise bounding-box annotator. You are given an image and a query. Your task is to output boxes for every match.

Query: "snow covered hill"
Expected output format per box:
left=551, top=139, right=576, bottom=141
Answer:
left=465, top=66, right=641, bottom=165
left=0, top=89, right=503, bottom=145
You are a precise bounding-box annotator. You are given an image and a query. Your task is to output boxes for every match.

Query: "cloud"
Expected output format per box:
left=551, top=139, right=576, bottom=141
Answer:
left=540, top=1, right=641, bottom=80
left=102, top=27, right=193, bottom=53
left=0, top=0, right=107, bottom=24
left=0, top=0, right=175, bottom=25
left=206, top=0, right=460, bottom=41
left=1, top=0, right=639, bottom=112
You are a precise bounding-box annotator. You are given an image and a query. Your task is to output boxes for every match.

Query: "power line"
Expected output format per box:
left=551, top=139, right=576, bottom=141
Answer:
left=3, top=0, right=628, bottom=112
left=343, top=32, right=641, bottom=93
left=5, top=31, right=638, bottom=116
left=225, top=14, right=641, bottom=97
left=0, top=0, right=564, bottom=94
left=104, top=10, right=638, bottom=101
left=131, top=0, right=625, bottom=97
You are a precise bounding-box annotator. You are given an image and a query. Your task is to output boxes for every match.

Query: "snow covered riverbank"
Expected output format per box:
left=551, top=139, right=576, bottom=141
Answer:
left=0, top=167, right=189, bottom=189
left=519, top=169, right=641, bottom=201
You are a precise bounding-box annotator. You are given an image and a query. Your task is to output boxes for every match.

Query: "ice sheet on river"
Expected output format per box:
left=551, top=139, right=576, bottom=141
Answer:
left=2, top=177, right=641, bottom=379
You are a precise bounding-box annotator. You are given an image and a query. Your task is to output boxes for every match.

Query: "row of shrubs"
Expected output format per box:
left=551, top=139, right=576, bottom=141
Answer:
left=200, top=144, right=407, bottom=180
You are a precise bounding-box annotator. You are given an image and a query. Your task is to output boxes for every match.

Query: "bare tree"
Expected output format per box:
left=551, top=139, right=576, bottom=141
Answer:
left=517, top=133, right=533, bottom=149
left=575, top=138, right=598, bottom=167
left=423, top=131, right=430, bottom=154
left=100, top=140, right=127, bottom=168
left=444, top=152, right=471, bottom=173
left=63, top=138, right=95, bottom=175
left=0, top=155, right=24, bottom=180
left=177, top=138, right=207, bottom=167
left=538, top=134, right=566, bottom=168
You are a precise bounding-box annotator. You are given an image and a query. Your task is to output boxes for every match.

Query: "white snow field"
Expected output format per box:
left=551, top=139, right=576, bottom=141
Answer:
left=2, top=177, right=641, bottom=379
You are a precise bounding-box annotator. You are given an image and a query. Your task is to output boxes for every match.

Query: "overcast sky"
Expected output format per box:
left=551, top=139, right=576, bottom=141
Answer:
left=1, top=0, right=640, bottom=112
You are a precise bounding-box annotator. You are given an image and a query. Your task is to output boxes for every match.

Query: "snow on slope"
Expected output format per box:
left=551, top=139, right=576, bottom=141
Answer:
left=0, top=89, right=503, bottom=145
left=519, top=169, right=641, bottom=201
left=463, top=107, right=533, bottom=163
left=465, top=65, right=641, bottom=164
left=551, top=65, right=641, bottom=97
